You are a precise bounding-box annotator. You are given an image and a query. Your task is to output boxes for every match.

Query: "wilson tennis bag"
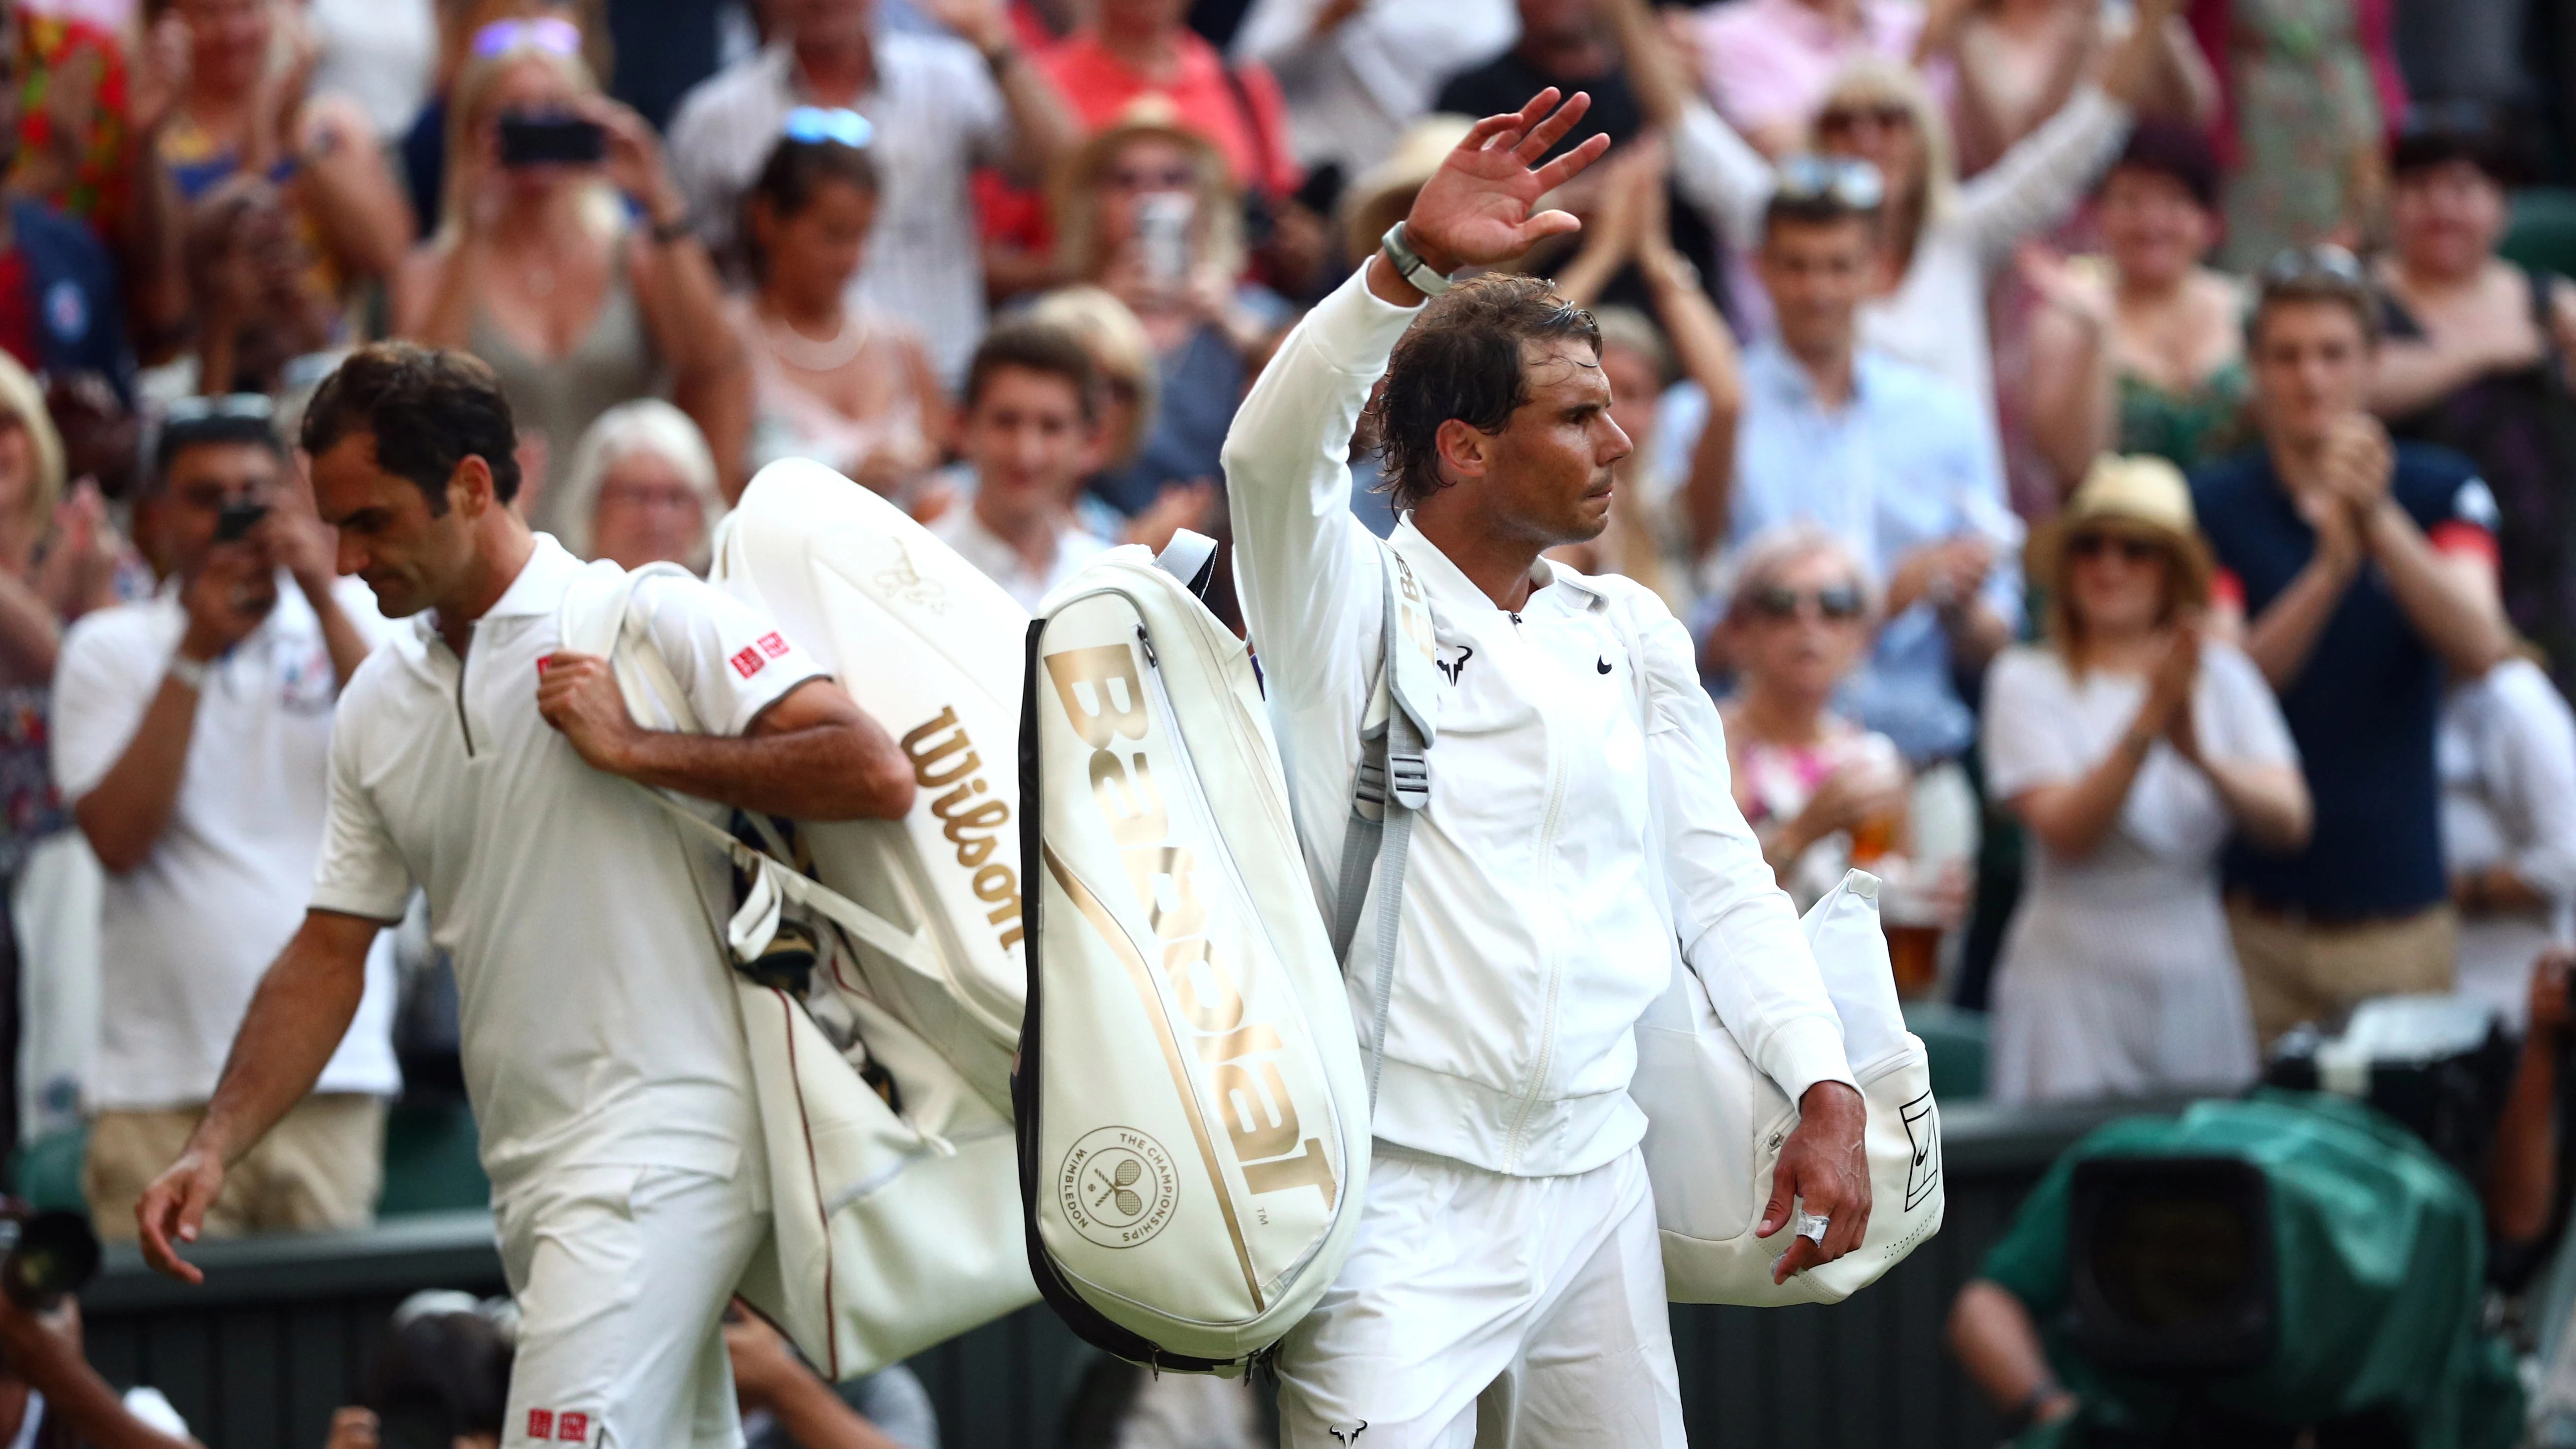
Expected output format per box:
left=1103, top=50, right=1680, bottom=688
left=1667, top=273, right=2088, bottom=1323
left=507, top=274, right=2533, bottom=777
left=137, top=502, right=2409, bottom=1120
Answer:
left=1016, top=534, right=1376, bottom=1369
left=1631, top=869, right=1946, bottom=1305
left=558, top=485, right=1037, bottom=1381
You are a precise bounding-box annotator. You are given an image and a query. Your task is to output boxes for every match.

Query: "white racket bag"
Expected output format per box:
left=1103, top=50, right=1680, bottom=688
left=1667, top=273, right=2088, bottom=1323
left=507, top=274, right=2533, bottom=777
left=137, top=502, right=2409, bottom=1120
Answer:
left=1632, top=870, right=1946, bottom=1305
left=557, top=467, right=1040, bottom=1380
left=1016, top=535, right=1374, bottom=1370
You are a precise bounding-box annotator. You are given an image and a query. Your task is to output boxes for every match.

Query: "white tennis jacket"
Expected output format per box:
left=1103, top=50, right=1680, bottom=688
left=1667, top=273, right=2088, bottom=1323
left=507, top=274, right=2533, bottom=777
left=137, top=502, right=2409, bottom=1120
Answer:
left=1225, top=266, right=1856, bottom=1179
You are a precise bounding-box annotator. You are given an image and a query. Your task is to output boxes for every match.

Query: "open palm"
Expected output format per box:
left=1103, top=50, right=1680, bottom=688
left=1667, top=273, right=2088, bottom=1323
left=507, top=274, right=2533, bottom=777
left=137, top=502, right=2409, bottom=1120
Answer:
left=1405, top=89, right=1617, bottom=273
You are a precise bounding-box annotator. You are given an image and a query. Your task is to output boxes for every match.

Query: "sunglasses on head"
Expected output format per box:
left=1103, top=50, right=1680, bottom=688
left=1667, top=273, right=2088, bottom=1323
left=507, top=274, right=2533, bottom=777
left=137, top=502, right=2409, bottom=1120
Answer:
left=1109, top=163, right=1199, bottom=192
left=1774, top=155, right=1886, bottom=211
left=781, top=106, right=874, bottom=149
left=471, top=16, right=581, bottom=60
left=1818, top=101, right=1913, bottom=133
left=2067, top=532, right=2164, bottom=564
left=164, top=393, right=274, bottom=425
left=1749, top=584, right=1866, bottom=622
left=2257, top=243, right=2366, bottom=288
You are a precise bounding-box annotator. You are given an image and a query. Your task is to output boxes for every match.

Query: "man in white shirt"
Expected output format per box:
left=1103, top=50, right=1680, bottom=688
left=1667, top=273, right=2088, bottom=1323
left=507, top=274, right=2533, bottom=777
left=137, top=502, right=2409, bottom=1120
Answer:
left=54, top=400, right=401, bottom=1244
left=667, top=0, right=1076, bottom=381
left=1225, top=90, right=1866, bottom=1447
left=129, top=345, right=918, bottom=1448
left=928, top=321, right=1116, bottom=611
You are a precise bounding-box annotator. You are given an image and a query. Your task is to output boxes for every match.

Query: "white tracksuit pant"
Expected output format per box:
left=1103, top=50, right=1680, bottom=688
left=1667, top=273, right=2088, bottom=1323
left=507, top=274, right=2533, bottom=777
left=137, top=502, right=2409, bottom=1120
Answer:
left=1275, top=1145, right=1688, bottom=1449
left=496, top=1163, right=772, bottom=1449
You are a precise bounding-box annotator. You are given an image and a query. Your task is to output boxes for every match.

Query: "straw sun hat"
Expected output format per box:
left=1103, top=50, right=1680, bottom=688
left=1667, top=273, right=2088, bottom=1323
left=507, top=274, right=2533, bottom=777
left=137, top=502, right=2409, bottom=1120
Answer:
left=2029, top=454, right=2214, bottom=612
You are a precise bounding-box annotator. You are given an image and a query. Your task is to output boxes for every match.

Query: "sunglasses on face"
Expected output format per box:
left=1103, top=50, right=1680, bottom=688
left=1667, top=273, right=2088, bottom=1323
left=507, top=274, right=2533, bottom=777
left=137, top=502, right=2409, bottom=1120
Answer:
left=1749, top=584, right=1866, bottom=622
left=1818, top=102, right=1913, bottom=134
left=2067, top=532, right=2164, bottom=565
left=1774, top=154, right=1886, bottom=210
left=471, top=16, right=581, bottom=60
left=782, top=106, right=874, bottom=149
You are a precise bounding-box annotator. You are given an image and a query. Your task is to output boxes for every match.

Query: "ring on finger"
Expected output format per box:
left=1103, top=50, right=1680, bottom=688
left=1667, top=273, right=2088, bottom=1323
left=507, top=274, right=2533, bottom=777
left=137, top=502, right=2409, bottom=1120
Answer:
left=1795, top=1210, right=1830, bottom=1245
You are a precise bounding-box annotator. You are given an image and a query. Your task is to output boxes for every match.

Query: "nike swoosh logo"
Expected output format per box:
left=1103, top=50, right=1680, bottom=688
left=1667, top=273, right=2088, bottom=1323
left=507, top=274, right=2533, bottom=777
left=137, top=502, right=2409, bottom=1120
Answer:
left=1596, top=657, right=1612, bottom=674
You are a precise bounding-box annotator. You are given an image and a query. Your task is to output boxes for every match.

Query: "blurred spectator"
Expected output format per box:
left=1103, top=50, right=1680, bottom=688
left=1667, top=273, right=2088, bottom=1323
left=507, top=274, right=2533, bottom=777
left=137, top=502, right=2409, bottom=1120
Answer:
left=180, top=174, right=335, bottom=396
left=1021, top=283, right=1165, bottom=523
left=1630, top=0, right=2184, bottom=431
left=1035, top=0, right=1299, bottom=202
left=394, top=23, right=750, bottom=523
left=2439, top=652, right=2576, bottom=1031
left=734, top=118, right=945, bottom=495
left=2022, top=121, right=2247, bottom=493
left=1712, top=525, right=1915, bottom=910
left=1226, top=0, right=1514, bottom=177
left=2187, top=0, right=2406, bottom=270
left=51, top=399, right=401, bottom=1242
left=1434, top=0, right=1638, bottom=173
left=1694, top=0, right=1932, bottom=161
left=556, top=399, right=728, bottom=572
left=1059, top=1356, right=1261, bottom=1449
left=1983, top=456, right=2307, bottom=1105
left=0, top=8, right=139, bottom=397
left=305, top=0, right=438, bottom=143
left=1551, top=136, right=1739, bottom=599
left=727, top=1303, right=940, bottom=1449
left=1725, top=177, right=2017, bottom=777
left=155, top=0, right=414, bottom=305
left=398, top=0, right=605, bottom=237
left=666, top=0, right=1078, bottom=382
left=0, top=1281, right=201, bottom=1448
left=1927, top=0, right=2212, bottom=177
left=331, top=1289, right=513, bottom=1449
left=2369, top=115, right=2576, bottom=687
left=2390, top=0, right=2530, bottom=119
left=1045, top=101, right=1280, bottom=519
left=928, top=320, right=1110, bottom=610
left=2193, top=250, right=2510, bottom=1045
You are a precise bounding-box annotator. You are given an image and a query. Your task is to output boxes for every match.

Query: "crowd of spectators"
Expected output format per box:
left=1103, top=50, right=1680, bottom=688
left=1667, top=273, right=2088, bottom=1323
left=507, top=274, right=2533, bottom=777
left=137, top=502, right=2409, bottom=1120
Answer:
left=0, top=0, right=2574, bottom=1435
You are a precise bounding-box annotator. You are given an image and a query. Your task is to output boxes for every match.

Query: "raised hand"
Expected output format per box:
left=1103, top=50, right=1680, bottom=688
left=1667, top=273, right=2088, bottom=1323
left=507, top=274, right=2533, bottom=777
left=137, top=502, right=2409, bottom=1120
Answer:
left=1397, top=89, right=1616, bottom=278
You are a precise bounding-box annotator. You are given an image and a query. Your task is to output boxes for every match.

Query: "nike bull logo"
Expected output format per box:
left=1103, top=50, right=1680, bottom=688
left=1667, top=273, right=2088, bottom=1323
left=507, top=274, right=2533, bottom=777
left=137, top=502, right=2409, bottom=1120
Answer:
left=1329, top=1423, right=1368, bottom=1445
left=1436, top=646, right=1471, bottom=686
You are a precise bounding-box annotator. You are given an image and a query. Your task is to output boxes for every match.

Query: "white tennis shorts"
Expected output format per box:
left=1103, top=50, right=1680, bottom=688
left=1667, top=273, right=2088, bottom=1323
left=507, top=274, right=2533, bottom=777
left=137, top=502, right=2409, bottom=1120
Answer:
left=495, top=1162, right=771, bottom=1449
left=1274, top=1144, right=1687, bottom=1449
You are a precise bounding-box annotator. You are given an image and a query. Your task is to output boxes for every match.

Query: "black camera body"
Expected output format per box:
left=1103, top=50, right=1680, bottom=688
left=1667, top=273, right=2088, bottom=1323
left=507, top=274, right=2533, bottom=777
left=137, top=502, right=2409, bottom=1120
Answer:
left=0, top=1205, right=101, bottom=1310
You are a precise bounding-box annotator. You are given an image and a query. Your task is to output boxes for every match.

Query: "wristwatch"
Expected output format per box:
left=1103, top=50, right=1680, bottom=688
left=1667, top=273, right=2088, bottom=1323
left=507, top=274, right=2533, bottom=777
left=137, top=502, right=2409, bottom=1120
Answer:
left=1380, top=222, right=1455, bottom=298
left=167, top=653, right=209, bottom=692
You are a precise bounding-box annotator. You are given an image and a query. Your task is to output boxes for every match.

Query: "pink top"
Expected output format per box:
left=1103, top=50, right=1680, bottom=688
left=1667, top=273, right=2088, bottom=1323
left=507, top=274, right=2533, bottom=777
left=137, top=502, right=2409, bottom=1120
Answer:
left=1695, top=0, right=1938, bottom=139
left=1036, top=31, right=1302, bottom=201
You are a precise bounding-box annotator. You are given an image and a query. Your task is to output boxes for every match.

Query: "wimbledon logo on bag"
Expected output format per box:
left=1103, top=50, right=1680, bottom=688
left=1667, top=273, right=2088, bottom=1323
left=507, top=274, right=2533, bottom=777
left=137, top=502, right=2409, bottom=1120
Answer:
left=1041, top=637, right=1340, bottom=1296
left=1059, top=1125, right=1179, bottom=1247
left=899, top=707, right=1025, bottom=951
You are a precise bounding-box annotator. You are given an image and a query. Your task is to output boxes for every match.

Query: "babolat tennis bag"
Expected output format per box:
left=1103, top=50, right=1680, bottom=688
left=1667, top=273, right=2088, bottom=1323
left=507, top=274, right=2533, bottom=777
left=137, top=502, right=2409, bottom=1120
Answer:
left=1631, top=869, right=1945, bottom=1305
left=1016, top=533, right=1375, bottom=1370
left=558, top=459, right=1038, bottom=1380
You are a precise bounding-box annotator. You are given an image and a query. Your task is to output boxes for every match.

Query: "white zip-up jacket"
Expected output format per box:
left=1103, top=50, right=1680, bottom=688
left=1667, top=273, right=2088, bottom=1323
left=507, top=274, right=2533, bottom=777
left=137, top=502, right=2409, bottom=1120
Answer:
left=1226, top=266, right=1856, bottom=1178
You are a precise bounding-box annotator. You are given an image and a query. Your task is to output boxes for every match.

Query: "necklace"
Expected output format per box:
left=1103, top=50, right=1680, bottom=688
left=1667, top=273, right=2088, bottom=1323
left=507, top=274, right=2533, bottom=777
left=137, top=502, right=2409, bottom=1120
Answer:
left=761, top=304, right=871, bottom=372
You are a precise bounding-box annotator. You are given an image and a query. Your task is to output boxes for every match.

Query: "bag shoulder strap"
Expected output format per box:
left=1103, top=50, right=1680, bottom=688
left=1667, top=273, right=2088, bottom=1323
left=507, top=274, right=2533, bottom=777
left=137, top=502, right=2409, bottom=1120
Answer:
left=1326, top=538, right=1438, bottom=1106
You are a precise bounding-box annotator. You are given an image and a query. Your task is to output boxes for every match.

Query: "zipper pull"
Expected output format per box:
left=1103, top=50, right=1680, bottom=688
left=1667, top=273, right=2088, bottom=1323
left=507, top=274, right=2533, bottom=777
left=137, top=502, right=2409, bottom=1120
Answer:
left=1135, top=624, right=1157, bottom=668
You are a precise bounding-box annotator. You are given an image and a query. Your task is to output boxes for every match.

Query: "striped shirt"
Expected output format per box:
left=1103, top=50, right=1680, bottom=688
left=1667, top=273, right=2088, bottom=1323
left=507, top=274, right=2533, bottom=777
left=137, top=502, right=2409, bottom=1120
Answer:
left=668, top=37, right=1011, bottom=381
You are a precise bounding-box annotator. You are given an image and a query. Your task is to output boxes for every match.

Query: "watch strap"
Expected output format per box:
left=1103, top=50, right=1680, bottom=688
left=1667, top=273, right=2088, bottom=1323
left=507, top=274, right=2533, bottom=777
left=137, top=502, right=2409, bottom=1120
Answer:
left=1380, top=222, right=1454, bottom=298
left=167, top=653, right=209, bottom=692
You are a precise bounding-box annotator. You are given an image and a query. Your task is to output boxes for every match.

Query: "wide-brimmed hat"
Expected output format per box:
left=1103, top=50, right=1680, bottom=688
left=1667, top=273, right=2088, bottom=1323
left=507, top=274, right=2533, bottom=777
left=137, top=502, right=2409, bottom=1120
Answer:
left=1340, top=114, right=1475, bottom=264
left=2029, top=453, right=2213, bottom=608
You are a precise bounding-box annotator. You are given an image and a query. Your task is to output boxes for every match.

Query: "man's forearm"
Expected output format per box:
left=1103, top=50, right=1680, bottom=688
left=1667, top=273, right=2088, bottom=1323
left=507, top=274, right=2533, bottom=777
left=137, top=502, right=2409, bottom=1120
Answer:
left=0, top=1309, right=200, bottom=1449
left=608, top=716, right=912, bottom=820
left=995, top=53, right=1079, bottom=182
left=193, top=913, right=378, bottom=1164
left=2364, top=502, right=2508, bottom=677
left=2244, top=554, right=2357, bottom=690
left=73, top=671, right=202, bottom=872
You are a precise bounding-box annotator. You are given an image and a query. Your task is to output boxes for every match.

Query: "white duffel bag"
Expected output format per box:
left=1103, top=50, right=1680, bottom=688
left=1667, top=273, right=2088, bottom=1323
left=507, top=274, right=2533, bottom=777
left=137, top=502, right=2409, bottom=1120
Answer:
left=558, top=475, right=1040, bottom=1380
left=1632, top=869, right=1945, bottom=1305
left=1017, top=535, right=1373, bottom=1370
left=706, top=457, right=1028, bottom=1113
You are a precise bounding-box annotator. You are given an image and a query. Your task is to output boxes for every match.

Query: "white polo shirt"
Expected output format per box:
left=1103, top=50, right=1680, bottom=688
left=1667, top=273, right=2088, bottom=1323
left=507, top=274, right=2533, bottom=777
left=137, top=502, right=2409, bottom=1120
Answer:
left=928, top=504, right=1112, bottom=612
left=307, top=536, right=822, bottom=1194
left=52, top=573, right=402, bottom=1112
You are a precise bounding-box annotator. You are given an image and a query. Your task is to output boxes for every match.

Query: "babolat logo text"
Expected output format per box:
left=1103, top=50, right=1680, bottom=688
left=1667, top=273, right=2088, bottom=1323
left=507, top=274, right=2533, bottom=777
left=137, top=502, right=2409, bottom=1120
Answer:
left=1044, top=642, right=1338, bottom=1209
left=900, top=707, right=1024, bottom=950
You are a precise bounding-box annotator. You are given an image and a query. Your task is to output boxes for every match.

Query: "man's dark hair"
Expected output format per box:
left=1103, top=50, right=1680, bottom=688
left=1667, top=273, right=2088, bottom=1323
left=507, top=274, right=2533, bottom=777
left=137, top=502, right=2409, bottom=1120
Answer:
left=360, top=1309, right=512, bottom=1440
left=745, top=135, right=879, bottom=280
left=301, top=343, right=520, bottom=510
left=151, top=412, right=286, bottom=494
left=2391, top=103, right=2523, bottom=187
left=964, top=321, right=1103, bottom=423
left=2105, top=119, right=2221, bottom=211
left=1762, top=190, right=1880, bottom=239
left=1367, top=273, right=1600, bottom=511
left=2247, top=252, right=2382, bottom=352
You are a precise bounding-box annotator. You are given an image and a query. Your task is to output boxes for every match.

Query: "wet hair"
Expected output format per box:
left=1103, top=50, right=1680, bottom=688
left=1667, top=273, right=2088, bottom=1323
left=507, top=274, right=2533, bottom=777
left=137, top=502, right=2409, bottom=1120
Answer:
left=2104, top=119, right=2221, bottom=211
left=300, top=342, right=522, bottom=511
left=964, top=321, right=1102, bottom=424
left=1368, top=273, right=1601, bottom=512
